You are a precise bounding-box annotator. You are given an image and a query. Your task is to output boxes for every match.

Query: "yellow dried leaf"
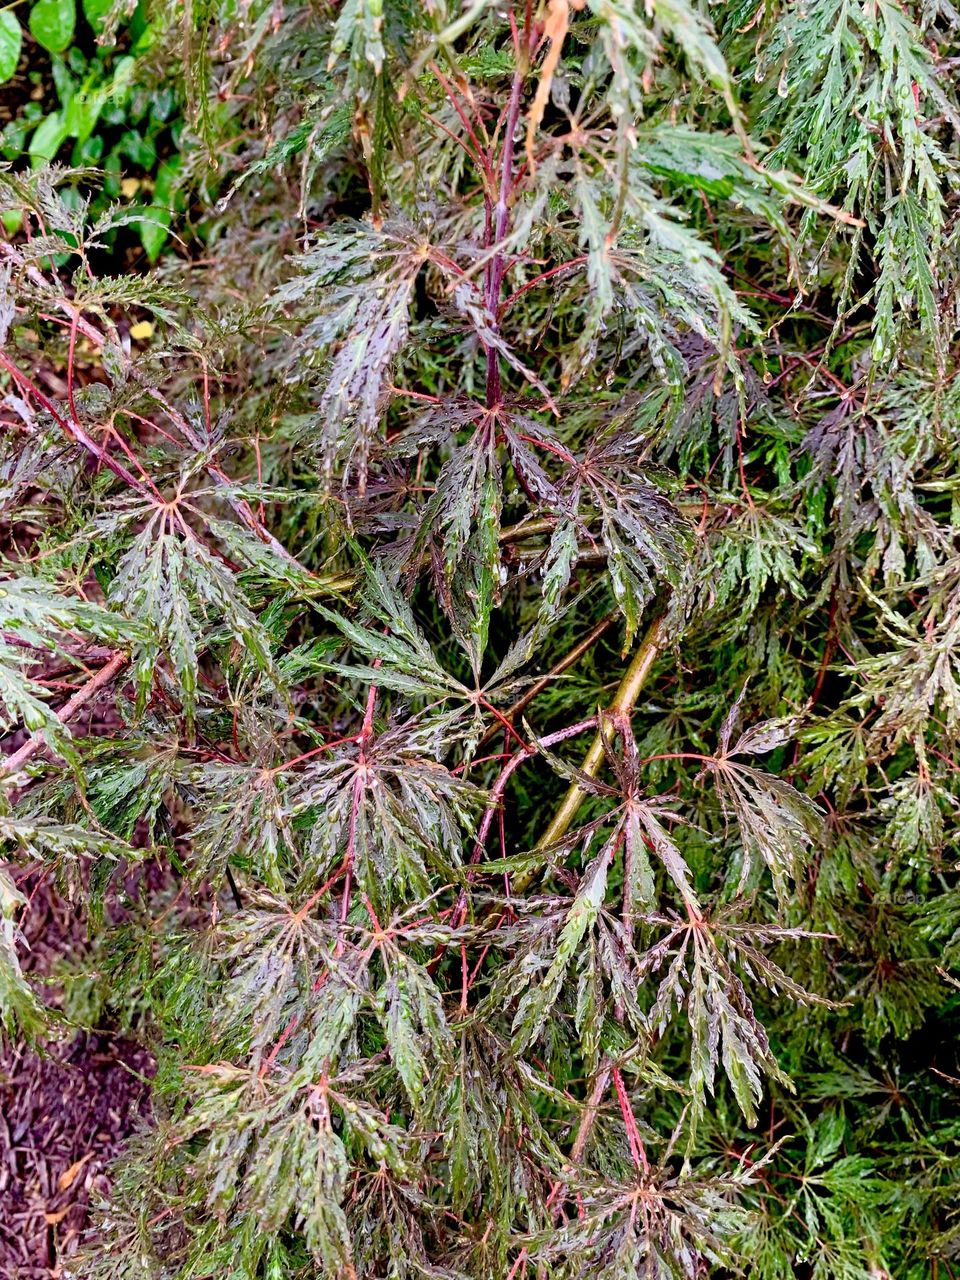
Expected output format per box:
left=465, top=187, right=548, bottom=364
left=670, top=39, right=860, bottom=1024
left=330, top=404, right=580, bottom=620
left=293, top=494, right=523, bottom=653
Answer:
left=525, top=0, right=585, bottom=173
left=57, top=1152, right=93, bottom=1191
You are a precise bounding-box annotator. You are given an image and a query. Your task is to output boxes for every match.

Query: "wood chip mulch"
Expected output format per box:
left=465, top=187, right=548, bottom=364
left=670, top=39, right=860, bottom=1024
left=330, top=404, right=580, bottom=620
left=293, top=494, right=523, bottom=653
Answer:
left=0, top=879, right=154, bottom=1279
left=0, top=1031, right=154, bottom=1278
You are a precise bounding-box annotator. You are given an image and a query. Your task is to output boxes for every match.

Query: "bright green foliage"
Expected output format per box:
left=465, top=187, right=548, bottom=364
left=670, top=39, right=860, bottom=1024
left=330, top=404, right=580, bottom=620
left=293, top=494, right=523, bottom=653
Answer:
left=0, top=11, right=23, bottom=83
left=0, top=1, right=959, bottom=1278
left=0, top=0, right=183, bottom=260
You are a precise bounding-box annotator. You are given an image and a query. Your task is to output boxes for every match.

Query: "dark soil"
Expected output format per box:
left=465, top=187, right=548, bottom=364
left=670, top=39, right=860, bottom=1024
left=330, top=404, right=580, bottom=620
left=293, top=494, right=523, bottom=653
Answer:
left=0, top=882, right=154, bottom=1279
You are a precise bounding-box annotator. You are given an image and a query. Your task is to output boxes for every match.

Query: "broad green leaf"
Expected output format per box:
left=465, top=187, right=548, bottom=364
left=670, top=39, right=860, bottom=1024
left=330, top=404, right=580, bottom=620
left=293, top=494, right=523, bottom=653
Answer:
left=139, top=156, right=182, bottom=261
left=28, top=0, right=74, bottom=52
left=0, top=10, right=21, bottom=83
left=29, top=112, right=69, bottom=165
left=82, top=0, right=113, bottom=32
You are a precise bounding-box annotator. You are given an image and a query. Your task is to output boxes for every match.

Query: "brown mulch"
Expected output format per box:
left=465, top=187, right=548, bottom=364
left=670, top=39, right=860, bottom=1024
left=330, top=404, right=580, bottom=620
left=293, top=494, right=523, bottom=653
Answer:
left=0, top=1032, right=154, bottom=1279
left=0, top=880, right=154, bottom=1279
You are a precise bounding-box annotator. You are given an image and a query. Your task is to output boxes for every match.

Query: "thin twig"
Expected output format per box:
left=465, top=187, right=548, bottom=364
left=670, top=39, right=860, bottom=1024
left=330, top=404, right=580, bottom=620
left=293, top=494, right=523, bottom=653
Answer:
left=547, top=1058, right=612, bottom=1222
left=0, top=650, right=129, bottom=776
left=524, top=612, right=665, bottom=871
left=476, top=612, right=616, bottom=752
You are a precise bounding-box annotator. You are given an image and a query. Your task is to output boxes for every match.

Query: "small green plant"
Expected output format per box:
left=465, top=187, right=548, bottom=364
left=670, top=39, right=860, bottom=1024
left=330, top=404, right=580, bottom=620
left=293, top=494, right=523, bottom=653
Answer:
left=0, top=0, right=183, bottom=258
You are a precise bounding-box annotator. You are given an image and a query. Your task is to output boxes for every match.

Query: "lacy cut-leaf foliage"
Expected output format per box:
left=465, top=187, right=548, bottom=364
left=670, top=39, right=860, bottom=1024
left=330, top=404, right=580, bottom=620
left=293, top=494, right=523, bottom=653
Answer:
left=1, top=1, right=959, bottom=1278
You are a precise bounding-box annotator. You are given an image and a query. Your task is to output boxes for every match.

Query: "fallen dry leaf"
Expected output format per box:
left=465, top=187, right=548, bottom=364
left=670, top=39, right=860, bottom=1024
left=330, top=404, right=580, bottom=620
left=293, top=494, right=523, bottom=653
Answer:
left=525, top=0, right=586, bottom=172
left=57, top=1152, right=93, bottom=1192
